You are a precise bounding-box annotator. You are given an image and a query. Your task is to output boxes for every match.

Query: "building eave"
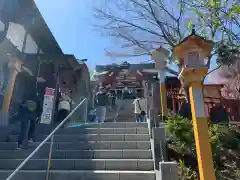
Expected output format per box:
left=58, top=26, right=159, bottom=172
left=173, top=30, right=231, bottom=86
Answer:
left=5, top=0, right=63, bottom=55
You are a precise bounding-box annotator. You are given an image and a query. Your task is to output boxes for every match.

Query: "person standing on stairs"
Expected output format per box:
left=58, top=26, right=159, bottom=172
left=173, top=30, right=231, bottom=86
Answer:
left=95, top=87, right=109, bottom=123
left=17, top=92, right=41, bottom=149
left=133, top=91, right=146, bottom=123
left=57, top=91, right=71, bottom=127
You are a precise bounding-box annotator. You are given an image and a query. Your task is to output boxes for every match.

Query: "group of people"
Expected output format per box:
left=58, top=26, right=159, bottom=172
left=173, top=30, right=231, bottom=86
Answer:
left=91, top=87, right=147, bottom=123
left=16, top=89, right=72, bottom=150
left=16, top=86, right=147, bottom=149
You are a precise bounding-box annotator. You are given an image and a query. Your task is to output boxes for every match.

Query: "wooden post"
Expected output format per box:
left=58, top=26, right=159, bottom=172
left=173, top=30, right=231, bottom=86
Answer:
left=0, top=60, right=23, bottom=126
left=159, top=71, right=167, bottom=120
left=189, top=82, right=216, bottom=180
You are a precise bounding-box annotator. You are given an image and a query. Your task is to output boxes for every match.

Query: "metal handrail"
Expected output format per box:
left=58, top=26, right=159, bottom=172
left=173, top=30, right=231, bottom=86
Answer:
left=6, top=97, right=88, bottom=180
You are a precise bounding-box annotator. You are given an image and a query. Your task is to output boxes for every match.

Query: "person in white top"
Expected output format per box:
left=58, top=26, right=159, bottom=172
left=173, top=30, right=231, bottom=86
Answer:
left=57, top=92, right=71, bottom=126
left=132, top=92, right=146, bottom=123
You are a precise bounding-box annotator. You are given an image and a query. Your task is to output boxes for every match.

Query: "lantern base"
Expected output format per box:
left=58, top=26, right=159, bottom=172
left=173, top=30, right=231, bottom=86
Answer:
left=178, top=67, right=208, bottom=86
left=155, top=61, right=166, bottom=71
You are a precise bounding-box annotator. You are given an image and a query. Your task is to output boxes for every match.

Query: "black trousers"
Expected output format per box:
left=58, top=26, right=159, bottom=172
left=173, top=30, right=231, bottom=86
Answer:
left=57, top=109, right=69, bottom=126
left=18, top=117, right=35, bottom=145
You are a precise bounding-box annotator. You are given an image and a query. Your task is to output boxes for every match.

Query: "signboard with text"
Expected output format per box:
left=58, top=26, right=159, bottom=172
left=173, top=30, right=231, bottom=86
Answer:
left=40, top=87, right=55, bottom=124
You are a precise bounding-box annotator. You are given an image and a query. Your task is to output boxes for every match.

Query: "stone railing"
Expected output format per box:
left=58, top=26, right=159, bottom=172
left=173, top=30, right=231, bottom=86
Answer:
left=145, top=81, right=179, bottom=180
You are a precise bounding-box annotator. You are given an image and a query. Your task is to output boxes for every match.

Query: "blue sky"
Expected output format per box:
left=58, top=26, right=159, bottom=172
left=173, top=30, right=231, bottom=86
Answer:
left=34, top=0, right=219, bottom=83
left=35, top=0, right=149, bottom=70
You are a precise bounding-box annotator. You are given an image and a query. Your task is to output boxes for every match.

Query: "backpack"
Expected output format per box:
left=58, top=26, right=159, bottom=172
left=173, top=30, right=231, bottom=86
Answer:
left=25, top=100, right=37, bottom=112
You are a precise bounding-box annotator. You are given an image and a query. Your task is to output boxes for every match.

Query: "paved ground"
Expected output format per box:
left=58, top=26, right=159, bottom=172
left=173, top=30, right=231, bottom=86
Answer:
left=106, top=99, right=135, bottom=122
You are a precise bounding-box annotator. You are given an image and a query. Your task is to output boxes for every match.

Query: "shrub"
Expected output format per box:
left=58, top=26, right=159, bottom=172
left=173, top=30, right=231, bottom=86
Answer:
left=165, top=115, right=240, bottom=179
left=178, top=160, right=199, bottom=180
left=165, top=115, right=195, bottom=155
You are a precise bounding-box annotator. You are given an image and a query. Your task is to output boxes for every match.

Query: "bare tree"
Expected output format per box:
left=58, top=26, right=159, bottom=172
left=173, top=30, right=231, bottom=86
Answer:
left=93, top=0, right=187, bottom=57
left=92, top=0, right=240, bottom=101
left=93, top=0, right=239, bottom=65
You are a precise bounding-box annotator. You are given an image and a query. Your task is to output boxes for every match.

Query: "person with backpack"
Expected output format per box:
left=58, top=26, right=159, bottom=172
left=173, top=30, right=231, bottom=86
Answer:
left=132, top=91, right=146, bottom=123
left=17, top=93, right=41, bottom=149
left=95, top=87, right=109, bottom=123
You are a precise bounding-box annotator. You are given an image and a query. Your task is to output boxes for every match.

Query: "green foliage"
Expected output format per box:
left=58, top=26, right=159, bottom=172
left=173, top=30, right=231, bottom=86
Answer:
left=216, top=43, right=240, bottom=65
left=165, top=116, right=195, bottom=155
left=186, top=20, right=193, bottom=32
left=179, top=160, right=199, bottom=180
left=166, top=115, right=240, bottom=179
left=186, top=0, right=240, bottom=67
left=228, top=3, right=240, bottom=18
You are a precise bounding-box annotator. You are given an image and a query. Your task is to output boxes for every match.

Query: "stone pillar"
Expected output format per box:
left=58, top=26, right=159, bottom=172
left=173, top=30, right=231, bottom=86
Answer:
left=158, top=71, right=167, bottom=121
left=0, top=60, right=23, bottom=126
left=151, top=81, right=159, bottom=127
left=158, top=162, right=179, bottom=180
left=152, top=124, right=168, bottom=170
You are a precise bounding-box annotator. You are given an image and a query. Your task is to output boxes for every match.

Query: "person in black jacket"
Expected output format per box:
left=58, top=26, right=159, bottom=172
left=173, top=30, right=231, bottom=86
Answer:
left=209, top=104, right=229, bottom=123
left=17, top=93, right=41, bottom=149
left=95, top=87, right=109, bottom=123
left=178, top=100, right=192, bottom=120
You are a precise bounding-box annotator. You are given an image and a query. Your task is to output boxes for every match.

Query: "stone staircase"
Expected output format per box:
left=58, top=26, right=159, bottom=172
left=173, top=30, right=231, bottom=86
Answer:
left=0, top=122, right=155, bottom=180
left=115, top=99, right=135, bottom=122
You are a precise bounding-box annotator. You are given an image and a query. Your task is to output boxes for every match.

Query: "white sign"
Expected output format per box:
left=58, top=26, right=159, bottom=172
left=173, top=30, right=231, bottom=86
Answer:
left=40, top=88, right=55, bottom=124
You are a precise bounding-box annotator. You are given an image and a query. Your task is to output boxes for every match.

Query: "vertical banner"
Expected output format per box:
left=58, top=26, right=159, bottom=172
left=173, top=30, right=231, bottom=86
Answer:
left=40, top=87, right=55, bottom=124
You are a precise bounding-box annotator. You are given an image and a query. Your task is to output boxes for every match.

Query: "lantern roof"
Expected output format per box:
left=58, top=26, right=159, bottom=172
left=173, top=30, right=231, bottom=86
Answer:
left=152, top=46, right=169, bottom=60
left=173, top=28, right=213, bottom=59
left=154, top=47, right=169, bottom=56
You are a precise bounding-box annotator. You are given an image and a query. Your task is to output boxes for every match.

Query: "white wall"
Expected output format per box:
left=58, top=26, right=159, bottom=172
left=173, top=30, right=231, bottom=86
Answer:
left=24, top=34, right=38, bottom=54
left=6, top=22, right=26, bottom=51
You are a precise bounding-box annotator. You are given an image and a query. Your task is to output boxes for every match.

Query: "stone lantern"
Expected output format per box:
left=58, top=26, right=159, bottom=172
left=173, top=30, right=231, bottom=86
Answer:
left=173, top=29, right=216, bottom=180
left=173, top=29, right=212, bottom=85
left=151, top=47, right=169, bottom=71
left=151, top=47, right=169, bottom=120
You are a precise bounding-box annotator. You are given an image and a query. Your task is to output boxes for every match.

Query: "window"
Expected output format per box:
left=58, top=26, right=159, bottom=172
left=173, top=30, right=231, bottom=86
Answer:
left=24, top=34, right=38, bottom=54
left=6, top=22, right=26, bottom=51
left=185, top=52, right=202, bottom=67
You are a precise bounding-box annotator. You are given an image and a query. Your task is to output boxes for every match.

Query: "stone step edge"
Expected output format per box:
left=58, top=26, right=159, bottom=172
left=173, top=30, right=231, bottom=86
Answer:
left=10, top=127, right=149, bottom=132
left=83, top=123, right=148, bottom=126
left=0, top=159, right=154, bottom=161
left=0, top=170, right=155, bottom=173
left=0, top=141, right=151, bottom=144
left=65, top=128, right=149, bottom=129
left=82, top=122, right=148, bottom=124
left=0, top=149, right=152, bottom=152
left=6, top=134, right=150, bottom=137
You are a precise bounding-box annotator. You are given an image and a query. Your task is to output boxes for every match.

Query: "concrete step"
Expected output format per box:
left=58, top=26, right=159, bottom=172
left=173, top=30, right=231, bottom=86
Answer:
left=0, top=141, right=151, bottom=150
left=4, top=134, right=150, bottom=142
left=8, top=128, right=149, bottom=136
left=0, top=170, right=156, bottom=180
left=0, top=124, right=55, bottom=136
left=0, top=159, right=154, bottom=171
left=3, top=123, right=148, bottom=136
left=83, top=123, right=148, bottom=128
left=0, top=150, right=152, bottom=159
